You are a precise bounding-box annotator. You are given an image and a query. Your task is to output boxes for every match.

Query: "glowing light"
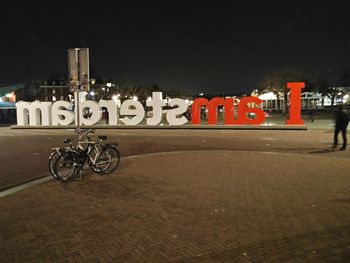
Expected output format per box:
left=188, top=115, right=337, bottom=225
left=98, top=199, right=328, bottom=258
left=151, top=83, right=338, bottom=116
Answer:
left=5, top=92, right=14, bottom=98
left=133, top=96, right=138, bottom=101
left=106, top=83, right=112, bottom=88
left=112, top=94, right=120, bottom=101
left=90, top=91, right=95, bottom=96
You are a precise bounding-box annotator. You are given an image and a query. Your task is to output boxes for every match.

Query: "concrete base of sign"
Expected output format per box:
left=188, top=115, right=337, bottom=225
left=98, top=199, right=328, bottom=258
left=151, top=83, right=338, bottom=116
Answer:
left=11, top=125, right=307, bottom=130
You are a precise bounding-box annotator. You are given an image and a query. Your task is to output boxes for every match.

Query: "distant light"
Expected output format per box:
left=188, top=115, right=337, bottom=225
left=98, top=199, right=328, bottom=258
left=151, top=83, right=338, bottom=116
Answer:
left=5, top=92, right=14, bottom=98
left=52, top=96, right=56, bottom=101
left=147, top=96, right=152, bottom=101
left=133, top=96, right=138, bottom=101
left=344, top=94, right=349, bottom=99
left=90, top=91, right=95, bottom=96
left=112, top=95, right=120, bottom=101
left=102, top=88, right=106, bottom=91
left=185, top=99, right=190, bottom=104
left=106, top=83, right=112, bottom=88
left=199, top=93, right=204, bottom=96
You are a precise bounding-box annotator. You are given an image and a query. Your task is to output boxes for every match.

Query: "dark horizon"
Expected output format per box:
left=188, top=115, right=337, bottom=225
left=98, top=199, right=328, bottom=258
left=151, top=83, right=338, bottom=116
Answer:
left=1, top=0, right=350, bottom=94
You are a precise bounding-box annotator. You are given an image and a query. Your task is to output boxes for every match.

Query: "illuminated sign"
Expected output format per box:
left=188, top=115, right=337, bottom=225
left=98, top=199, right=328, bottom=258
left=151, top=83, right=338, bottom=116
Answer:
left=16, top=82, right=305, bottom=126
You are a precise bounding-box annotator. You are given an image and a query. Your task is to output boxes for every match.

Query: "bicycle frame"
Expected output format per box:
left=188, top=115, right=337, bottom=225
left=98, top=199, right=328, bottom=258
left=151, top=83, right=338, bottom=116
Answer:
left=49, top=128, right=120, bottom=180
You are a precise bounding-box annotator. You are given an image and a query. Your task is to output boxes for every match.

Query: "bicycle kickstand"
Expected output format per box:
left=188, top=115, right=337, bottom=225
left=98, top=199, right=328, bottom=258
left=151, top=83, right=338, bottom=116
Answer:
left=73, top=167, right=82, bottom=180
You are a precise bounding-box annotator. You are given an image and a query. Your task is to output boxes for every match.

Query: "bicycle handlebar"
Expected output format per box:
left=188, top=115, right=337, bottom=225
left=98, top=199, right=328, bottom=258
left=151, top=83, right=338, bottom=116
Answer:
left=75, top=128, right=95, bottom=135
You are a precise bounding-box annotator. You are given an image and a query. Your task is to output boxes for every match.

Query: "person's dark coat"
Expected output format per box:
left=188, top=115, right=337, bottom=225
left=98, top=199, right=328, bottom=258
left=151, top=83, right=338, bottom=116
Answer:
left=335, top=109, right=350, bottom=129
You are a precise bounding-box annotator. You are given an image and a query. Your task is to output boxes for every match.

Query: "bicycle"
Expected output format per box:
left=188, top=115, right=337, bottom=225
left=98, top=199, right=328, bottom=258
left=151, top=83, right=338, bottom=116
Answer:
left=49, top=129, right=120, bottom=181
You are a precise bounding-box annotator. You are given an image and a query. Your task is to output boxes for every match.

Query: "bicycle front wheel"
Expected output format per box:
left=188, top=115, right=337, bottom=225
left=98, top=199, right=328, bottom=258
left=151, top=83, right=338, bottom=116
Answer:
left=53, top=151, right=76, bottom=181
left=49, top=150, right=60, bottom=179
left=97, top=146, right=120, bottom=174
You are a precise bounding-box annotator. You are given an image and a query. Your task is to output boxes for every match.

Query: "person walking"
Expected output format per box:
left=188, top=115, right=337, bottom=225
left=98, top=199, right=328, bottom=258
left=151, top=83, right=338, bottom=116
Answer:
left=308, top=109, right=314, bottom=122
left=333, top=104, right=350, bottom=150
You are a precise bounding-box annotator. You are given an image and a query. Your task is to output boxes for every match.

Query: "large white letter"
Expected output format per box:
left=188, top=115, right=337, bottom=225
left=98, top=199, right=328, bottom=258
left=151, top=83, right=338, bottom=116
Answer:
left=16, top=101, right=52, bottom=126
left=166, top=99, right=188, bottom=125
left=99, top=100, right=118, bottom=125
left=146, top=92, right=166, bottom=125
left=80, top=101, right=102, bottom=126
left=51, top=101, right=75, bottom=126
left=120, top=100, right=145, bottom=125
left=16, top=102, right=30, bottom=126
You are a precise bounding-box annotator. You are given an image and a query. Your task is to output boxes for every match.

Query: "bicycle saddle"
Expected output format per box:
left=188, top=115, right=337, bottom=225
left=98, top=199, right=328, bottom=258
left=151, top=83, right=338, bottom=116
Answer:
left=63, top=138, right=73, bottom=144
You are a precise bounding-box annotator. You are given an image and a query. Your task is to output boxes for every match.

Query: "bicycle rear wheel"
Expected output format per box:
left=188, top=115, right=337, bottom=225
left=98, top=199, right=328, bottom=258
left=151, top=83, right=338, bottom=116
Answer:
left=53, top=151, right=76, bottom=181
left=97, top=146, right=120, bottom=174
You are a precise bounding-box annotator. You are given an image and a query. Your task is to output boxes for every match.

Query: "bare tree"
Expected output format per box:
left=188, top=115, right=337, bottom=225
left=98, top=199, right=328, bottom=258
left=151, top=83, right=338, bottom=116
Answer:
left=260, top=68, right=307, bottom=113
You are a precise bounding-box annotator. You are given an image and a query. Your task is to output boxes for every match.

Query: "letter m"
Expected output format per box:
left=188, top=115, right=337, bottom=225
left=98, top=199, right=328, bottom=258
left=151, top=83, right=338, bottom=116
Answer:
left=191, top=97, right=234, bottom=125
left=16, top=101, right=52, bottom=126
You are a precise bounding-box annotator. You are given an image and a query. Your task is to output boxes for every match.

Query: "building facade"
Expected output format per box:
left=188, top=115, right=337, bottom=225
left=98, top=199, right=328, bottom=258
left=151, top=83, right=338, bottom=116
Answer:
left=39, top=80, right=70, bottom=102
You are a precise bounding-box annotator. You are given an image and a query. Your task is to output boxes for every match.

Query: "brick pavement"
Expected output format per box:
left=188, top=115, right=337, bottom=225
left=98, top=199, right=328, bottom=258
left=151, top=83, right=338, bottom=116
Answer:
left=1, top=150, right=350, bottom=262
left=1, top=127, right=350, bottom=190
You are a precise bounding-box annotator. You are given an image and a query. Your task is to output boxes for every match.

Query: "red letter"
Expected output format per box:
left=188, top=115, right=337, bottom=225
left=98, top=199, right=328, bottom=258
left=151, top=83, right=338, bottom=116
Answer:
left=206, top=98, right=226, bottom=125
left=191, top=97, right=235, bottom=125
left=224, top=98, right=235, bottom=125
left=191, top=98, right=208, bottom=125
left=286, top=82, right=305, bottom=125
left=237, top=97, right=265, bottom=125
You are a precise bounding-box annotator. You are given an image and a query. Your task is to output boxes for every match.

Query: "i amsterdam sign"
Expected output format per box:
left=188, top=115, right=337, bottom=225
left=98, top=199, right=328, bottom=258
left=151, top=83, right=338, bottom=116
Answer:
left=16, top=82, right=305, bottom=127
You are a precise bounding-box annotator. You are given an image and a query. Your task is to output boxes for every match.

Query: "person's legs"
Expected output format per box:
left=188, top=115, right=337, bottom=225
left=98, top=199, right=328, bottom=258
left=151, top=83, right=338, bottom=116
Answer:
left=333, top=128, right=340, bottom=148
left=340, top=128, right=347, bottom=150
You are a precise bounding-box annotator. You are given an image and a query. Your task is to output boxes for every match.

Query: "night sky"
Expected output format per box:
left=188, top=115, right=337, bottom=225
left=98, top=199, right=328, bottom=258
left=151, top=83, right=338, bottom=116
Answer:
left=1, top=0, right=350, bottom=94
